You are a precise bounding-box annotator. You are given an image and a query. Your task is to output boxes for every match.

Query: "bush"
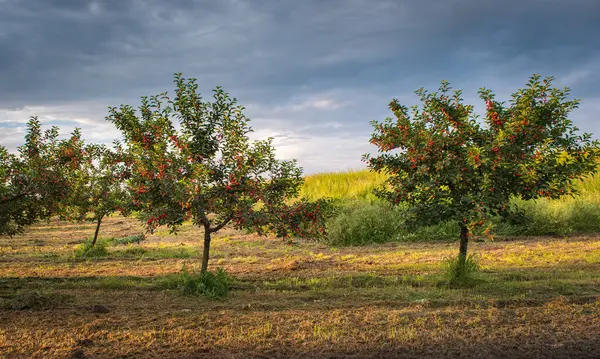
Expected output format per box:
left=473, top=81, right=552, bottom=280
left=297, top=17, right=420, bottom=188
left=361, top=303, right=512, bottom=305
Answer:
left=443, top=255, right=480, bottom=288
left=508, top=197, right=600, bottom=236
left=327, top=201, right=404, bottom=245
left=176, top=266, right=230, bottom=299
left=73, top=240, right=109, bottom=258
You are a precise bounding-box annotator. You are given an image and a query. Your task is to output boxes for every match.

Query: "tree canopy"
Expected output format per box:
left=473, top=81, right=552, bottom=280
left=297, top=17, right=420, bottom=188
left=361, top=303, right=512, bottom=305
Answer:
left=0, top=118, right=84, bottom=236
left=108, top=73, right=327, bottom=271
left=58, top=141, right=132, bottom=245
left=365, top=74, right=599, bottom=262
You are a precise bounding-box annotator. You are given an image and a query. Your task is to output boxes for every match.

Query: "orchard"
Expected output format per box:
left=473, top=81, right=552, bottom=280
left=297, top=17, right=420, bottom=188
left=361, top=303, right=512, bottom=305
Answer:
left=1, top=73, right=598, bottom=281
left=3, top=73, right=600, bottom=357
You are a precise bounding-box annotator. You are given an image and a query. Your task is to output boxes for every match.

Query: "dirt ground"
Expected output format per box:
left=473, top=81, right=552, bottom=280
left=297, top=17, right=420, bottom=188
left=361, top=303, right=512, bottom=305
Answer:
left=1, top=216, right=599, bottom=358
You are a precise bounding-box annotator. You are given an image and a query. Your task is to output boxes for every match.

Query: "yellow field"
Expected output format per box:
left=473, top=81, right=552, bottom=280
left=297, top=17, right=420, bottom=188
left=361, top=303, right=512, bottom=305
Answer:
left=299, top=169, right=388, bottom=201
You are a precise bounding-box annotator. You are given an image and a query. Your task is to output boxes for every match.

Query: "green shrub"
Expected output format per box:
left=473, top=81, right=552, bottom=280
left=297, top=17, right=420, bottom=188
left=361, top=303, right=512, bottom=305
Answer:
left=521, top=199, right=600, bottom=236
left=73, top=240, right=109, bottom=258
left=443, top=255, right=480, bottom=288
left=173, top=266, right=231, bottom=299
left=327, top=201, right=403, bottom=245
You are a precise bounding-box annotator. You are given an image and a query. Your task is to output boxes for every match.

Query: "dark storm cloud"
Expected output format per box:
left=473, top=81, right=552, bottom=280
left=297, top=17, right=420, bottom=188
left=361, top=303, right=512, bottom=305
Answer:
left=2, top=0, right=599, bottom=103
left=1, top=0, right=599, bottom=172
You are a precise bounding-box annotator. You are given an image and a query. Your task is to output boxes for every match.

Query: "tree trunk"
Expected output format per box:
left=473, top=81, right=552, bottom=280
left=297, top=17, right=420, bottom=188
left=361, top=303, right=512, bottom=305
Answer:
left=201, top=225, right=211, bottom=272
left=458, top=222, right=469, bottom=265
left=91, top=215, right=104, bottom=247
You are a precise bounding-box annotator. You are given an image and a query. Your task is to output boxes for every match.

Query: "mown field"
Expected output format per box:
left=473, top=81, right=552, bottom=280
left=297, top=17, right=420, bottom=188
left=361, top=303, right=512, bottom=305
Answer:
left=1, top=212, right=600, bottom=358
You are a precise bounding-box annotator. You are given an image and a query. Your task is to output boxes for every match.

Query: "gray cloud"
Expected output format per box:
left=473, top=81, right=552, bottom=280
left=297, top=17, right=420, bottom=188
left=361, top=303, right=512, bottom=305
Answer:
left=1, top=0, right=599, bottom=173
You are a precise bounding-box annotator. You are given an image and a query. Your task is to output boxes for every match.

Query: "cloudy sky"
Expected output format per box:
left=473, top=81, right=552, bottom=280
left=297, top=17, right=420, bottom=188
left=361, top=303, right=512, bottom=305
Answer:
left=1, top=0, right=599, bottom=173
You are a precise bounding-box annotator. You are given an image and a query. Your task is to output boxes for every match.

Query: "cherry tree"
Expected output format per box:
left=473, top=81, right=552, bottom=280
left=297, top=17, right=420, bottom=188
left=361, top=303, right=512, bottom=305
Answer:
left=365, top=75, right=599, bottom=264
left=108, top=73, right=327, bottom=272
left=59, top=141, right=132, bottom=246
left=0, top=118, right=84, bottom=236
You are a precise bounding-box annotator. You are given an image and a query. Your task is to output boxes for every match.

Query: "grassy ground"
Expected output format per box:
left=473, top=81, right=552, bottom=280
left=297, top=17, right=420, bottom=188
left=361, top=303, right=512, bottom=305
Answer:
left=1, top=217, right=600, bottom=358
left=303, top=169, right=600, bottom=242
left=299, top=169, right=387, bottom=202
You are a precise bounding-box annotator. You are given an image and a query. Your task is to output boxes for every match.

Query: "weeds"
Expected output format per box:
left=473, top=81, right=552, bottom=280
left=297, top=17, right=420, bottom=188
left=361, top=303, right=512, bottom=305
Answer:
left=304, top=169, right=600, bottom=244
left=443, top=254, right=480, bottom=288
left=327, top=202, right=403, bottom=245
left=158, top=266, right=231, bottom=299
left=73, top=240, right=109, bottom=258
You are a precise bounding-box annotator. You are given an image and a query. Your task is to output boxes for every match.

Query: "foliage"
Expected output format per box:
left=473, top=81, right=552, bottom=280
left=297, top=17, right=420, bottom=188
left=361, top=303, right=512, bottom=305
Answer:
left=0, top=118, right=84, bottom=236
left=365, top=74, right=600, bottom=260
left=327, top=201, right=403, bottom=245
left=504, top=170, right=600, bottom=235
left=107, top=73, right=327, bottom=271
left=178, top=266, right=230, bottom=299
left=509, top=198, right=600, bottom=236
left=443, top=254, right=480, bottom=287
left=300, top=168, right=600, bottom=242
left=73, top=239, right=109, bottom=258
left=58, top=141, right=132, bottom=244
left=237, top=197, right=333, bottom=241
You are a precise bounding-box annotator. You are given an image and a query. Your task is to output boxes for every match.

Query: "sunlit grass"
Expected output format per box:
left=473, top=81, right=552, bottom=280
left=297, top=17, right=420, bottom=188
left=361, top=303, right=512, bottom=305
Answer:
left=302, top=168, right=600, bottom=243
left=299, top=169, right=388, bottom=202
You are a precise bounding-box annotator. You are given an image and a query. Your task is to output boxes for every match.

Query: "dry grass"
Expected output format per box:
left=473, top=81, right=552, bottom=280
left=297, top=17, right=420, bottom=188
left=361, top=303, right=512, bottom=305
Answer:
left=1, top=216, right=600, bottom=358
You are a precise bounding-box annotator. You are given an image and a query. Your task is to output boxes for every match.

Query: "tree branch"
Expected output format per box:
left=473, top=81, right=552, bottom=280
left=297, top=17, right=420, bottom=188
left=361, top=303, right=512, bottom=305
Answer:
left=209, top=214, right=233, bottom=233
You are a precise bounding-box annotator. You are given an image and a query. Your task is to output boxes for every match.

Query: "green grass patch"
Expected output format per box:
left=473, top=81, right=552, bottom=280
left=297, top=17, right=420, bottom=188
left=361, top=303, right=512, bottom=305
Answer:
left=109, top=245, right=197, bottom=259
left=443, top=254, right=480, bottom=288
left=262, top=274, right=429, bottom=292
left=156, top=266, right=231, bottom=299
left=72, top=240, right=197, bottom=260
left=306, top=169, right=600, bottom=244
left=73, top=240, right=109, bottom=258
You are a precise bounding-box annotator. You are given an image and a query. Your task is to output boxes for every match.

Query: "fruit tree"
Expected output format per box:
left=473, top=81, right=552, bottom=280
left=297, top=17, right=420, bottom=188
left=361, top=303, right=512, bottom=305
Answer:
left=365, top=75, right=599, bottom=264
left=108, top=73, right=327, bottom=272
left=0, top=118, right=84, bottom=236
